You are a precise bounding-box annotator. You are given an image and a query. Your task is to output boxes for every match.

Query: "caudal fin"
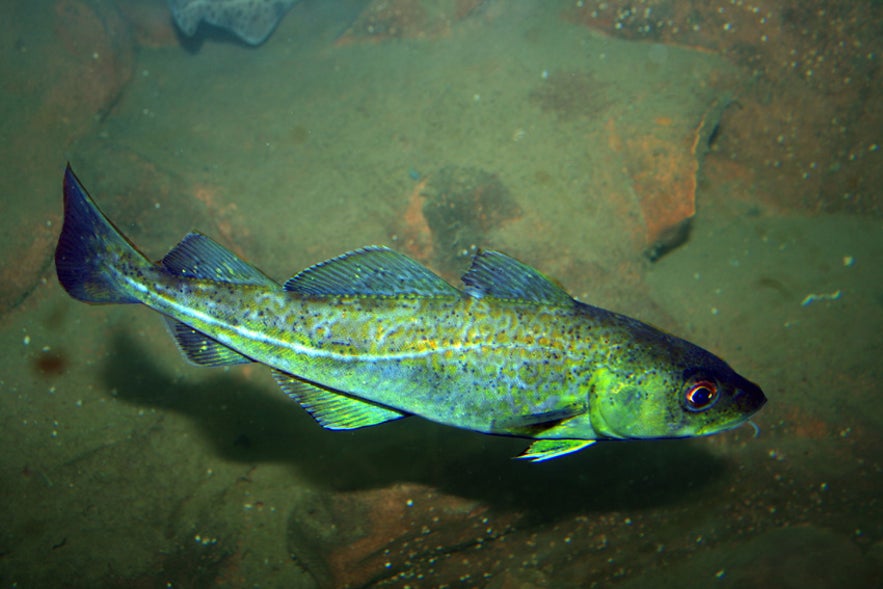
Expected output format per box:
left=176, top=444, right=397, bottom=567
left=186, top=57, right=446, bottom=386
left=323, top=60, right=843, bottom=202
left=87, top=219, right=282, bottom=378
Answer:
left=55, top=165, right=148, bottom=304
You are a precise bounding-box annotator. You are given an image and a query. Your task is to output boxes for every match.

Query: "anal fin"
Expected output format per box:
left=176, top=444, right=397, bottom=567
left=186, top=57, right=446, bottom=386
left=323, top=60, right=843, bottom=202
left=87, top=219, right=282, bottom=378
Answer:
left=163, top=317, right=254, bottom=367
left=271, top=369, right=406, bottom=430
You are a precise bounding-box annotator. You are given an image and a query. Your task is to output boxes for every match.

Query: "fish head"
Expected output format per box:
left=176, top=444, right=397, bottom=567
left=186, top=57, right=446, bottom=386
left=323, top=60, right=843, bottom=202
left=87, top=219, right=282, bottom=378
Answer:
left=588, top=334, right=766, bottom=440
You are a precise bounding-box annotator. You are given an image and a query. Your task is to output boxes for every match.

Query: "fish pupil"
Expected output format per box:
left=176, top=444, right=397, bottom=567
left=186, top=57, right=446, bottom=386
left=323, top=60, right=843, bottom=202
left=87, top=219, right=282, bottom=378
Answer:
left=685, top=380, right=717, bottom=410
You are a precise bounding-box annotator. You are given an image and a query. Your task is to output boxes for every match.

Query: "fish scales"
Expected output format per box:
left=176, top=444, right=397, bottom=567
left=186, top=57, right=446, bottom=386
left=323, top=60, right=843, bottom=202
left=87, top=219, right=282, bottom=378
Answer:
left=55, top=166, right=766, bottom=461
left=144, top=272, right=602, bottom=434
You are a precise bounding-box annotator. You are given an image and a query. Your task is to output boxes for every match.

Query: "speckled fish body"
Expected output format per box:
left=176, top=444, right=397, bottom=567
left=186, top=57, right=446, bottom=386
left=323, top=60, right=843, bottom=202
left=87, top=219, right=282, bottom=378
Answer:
left=55, top=166, right=766, bottom=461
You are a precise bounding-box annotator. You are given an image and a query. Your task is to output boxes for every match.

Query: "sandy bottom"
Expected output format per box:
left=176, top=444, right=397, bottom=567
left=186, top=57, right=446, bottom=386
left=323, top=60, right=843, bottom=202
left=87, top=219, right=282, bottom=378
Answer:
left=1, top=1, right=881, bottom=587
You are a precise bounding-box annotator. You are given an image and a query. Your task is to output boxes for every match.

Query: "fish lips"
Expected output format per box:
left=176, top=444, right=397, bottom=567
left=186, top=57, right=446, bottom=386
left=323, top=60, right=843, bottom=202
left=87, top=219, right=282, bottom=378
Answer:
left=731, top=375, right=767, bottom=417
left=694, top=373, right=766, bottom=436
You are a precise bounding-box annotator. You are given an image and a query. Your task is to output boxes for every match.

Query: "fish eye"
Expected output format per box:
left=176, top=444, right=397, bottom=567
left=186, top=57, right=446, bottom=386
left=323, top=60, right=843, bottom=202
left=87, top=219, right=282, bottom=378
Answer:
left=684, top=379, right=718, bottom=412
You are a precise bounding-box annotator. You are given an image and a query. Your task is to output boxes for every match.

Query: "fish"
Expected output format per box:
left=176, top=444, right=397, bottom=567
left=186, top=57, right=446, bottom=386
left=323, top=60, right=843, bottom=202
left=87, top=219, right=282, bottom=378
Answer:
left=167, top=0, right=299, bottom=46
left=55, top=165, right=766, bottom=462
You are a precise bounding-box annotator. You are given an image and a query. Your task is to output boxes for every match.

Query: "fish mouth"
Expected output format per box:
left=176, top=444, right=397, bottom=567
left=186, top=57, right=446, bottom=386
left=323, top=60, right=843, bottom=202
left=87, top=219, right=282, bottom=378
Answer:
left=695, top=379, right=767, bottom=436
left=735, top=378, right=767, bottom=416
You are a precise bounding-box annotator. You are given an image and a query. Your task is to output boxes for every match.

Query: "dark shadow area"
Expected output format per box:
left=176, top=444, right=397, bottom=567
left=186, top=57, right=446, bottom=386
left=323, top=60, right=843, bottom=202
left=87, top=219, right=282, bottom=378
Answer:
left=102, top=331, right=730, bottom=520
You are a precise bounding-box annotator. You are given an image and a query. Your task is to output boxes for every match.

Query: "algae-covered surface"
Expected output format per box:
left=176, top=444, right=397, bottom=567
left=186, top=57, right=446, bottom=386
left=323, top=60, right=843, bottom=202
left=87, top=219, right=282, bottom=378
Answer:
left=1, top=0, right=881, bottom=587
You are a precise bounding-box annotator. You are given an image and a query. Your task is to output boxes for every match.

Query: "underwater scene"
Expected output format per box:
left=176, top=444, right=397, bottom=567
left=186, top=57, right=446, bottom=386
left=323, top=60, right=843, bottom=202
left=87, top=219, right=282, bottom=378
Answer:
left=1, top=0, right=881, bottom=587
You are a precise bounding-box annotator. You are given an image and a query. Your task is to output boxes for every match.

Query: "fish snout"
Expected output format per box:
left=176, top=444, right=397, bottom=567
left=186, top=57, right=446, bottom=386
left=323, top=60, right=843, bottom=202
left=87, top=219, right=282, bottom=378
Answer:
left=732, top=377, right=767, bottom=417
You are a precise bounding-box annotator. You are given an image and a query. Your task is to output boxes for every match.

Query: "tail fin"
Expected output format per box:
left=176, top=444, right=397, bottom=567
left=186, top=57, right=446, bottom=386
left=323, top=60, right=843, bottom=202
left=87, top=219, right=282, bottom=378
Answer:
left=55, top=165, right=148, bottom=304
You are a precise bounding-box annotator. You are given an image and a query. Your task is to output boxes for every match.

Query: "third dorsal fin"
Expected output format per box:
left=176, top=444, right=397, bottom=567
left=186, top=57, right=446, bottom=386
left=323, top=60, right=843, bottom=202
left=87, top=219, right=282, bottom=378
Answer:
left=161, top=233, right=278, bottom=286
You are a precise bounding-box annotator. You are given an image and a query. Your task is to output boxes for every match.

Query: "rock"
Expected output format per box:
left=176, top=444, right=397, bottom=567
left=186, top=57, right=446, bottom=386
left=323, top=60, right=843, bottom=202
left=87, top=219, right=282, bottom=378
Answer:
left=336, top=0, right=491, bottom=44
left=619, top=525, right=876, bottom=589
left=0, top=0, right=134, bottom=317
left=421, top=165, right=522, bottom=276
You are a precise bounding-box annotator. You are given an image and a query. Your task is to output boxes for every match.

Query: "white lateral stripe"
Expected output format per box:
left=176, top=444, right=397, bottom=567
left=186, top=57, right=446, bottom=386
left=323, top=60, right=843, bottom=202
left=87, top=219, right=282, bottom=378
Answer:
left=131, top=276, right=479, bottom=363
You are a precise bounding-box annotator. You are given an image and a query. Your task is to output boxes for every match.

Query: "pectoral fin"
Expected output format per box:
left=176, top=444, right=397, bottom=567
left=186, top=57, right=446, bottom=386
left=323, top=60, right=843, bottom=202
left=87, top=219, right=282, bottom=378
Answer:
left=515, top=439, right=596, bottom=462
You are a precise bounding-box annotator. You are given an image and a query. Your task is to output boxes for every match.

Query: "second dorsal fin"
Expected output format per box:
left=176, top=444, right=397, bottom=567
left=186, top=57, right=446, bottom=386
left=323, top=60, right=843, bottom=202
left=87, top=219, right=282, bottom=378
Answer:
left=284, top=246, right=458, bottom=297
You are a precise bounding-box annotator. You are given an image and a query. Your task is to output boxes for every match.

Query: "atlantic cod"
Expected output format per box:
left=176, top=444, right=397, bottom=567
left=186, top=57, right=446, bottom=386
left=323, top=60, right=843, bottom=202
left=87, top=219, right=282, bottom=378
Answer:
left=55, top=166, right=766, bottom=461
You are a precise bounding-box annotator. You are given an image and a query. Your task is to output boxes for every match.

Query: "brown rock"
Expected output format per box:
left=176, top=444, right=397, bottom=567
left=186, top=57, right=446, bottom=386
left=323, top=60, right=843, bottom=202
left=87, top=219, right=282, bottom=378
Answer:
left=0, top=0, right=134, bottom=317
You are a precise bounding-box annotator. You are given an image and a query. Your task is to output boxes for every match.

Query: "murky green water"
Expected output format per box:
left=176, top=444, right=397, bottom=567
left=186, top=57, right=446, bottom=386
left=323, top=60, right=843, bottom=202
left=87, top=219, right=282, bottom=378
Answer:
left=1, top=1, right=880, bottom=587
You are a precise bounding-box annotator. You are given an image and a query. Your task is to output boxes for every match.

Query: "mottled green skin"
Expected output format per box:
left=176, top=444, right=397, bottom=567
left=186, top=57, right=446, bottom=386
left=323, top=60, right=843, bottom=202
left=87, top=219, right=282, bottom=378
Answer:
left=56, top=165, right=766, bottom=448
left=128, top=265, right=761, bottom=442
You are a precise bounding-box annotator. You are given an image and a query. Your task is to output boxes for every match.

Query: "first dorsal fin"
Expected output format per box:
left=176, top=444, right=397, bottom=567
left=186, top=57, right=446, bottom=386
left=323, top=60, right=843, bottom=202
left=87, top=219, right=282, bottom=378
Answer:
left=461, top=250, right=573, bottom=305
left=161, top=233, right=278, bottom=286
left=284, top=246, right=459, bottom=297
